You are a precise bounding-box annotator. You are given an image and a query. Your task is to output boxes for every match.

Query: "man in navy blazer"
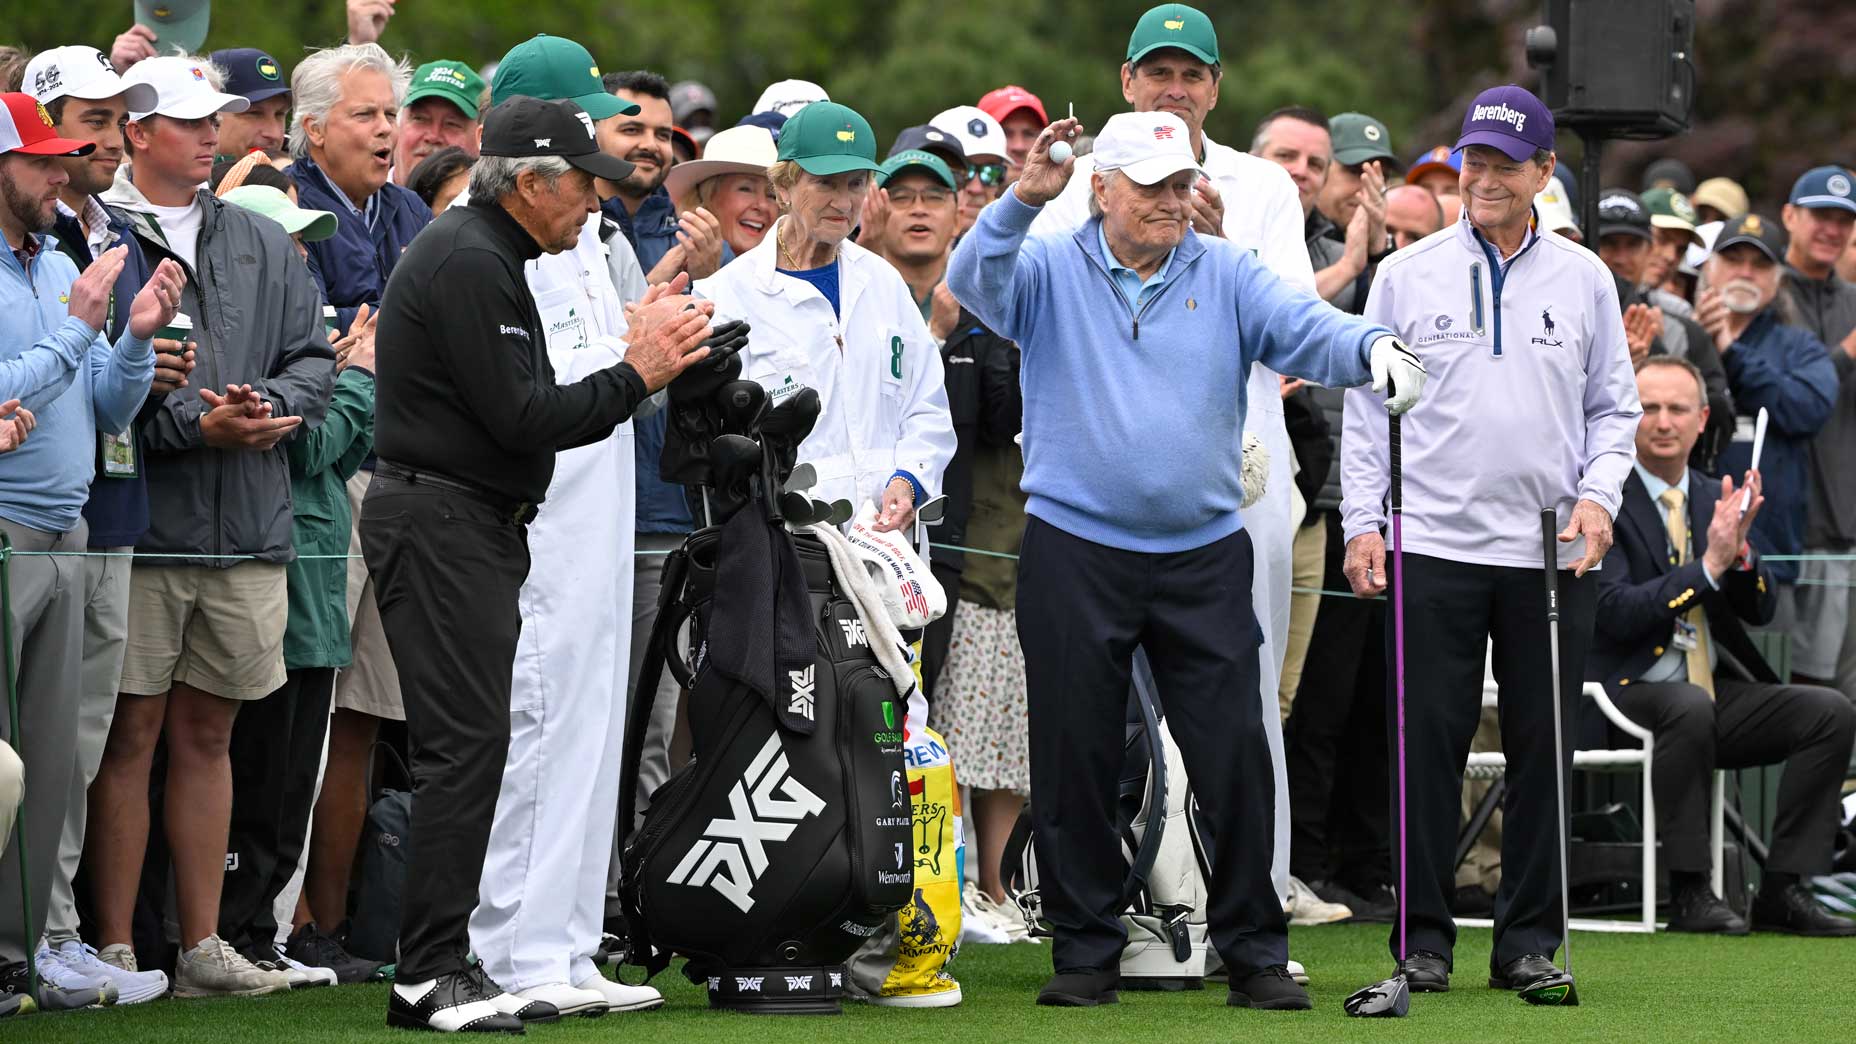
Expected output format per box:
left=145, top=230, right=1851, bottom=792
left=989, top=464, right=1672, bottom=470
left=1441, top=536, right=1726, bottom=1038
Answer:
left=1591, top=356, right=1856, bottom=937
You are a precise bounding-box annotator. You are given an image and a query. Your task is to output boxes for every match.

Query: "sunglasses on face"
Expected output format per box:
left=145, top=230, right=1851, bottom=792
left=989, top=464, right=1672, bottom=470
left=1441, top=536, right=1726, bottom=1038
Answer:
left=964, top=163, right=1007, bottom=188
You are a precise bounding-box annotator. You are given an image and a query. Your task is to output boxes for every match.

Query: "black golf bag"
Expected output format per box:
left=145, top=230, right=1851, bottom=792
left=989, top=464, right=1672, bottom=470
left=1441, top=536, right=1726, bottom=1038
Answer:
left=1002, top=650, right=1214, bottom=990
left=616, top=335, right=914, bottom=1014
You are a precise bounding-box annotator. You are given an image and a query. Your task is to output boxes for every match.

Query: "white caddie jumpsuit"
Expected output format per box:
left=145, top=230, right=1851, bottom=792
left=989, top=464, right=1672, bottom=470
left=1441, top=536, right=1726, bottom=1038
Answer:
left=694, top=221, right=956, bottom=516
left=470, top=200, right=638, bottom=992
left=1034, top=132, right=1316, bottom=904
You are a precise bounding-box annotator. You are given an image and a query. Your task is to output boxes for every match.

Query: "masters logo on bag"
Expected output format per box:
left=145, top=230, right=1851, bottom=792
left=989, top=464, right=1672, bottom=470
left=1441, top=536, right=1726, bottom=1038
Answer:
left=667, top=733, right=825, bottom=912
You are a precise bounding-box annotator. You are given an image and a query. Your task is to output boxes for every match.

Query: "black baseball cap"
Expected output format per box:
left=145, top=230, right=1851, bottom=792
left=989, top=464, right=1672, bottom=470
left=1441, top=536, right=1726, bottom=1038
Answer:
left=211, top=48, right=290, bottom=104
left=480, top=96, right=634, bottom=182
left=1713, top=212, right=1785, bottom=263
left=888, top=124, right=967, bottom=173
left=1596, top=187, right=1653, bottom=242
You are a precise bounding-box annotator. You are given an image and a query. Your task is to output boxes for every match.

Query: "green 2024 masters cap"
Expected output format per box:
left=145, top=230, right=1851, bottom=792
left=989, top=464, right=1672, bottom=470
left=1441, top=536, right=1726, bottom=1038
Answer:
left=777, top=102, right=883, bottom=177
left=490, top=35, right=638, bottom=119
left=1127, top=4, right=1218, bottom=66
left=405, top=60, right=486, bottom=120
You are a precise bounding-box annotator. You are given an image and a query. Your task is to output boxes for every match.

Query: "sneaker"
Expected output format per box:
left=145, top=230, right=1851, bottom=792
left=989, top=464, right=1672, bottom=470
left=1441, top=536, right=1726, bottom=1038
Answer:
left=573, top=971, right=664, bottom=1013
left=95, top=943, right=143, bottom=972
left=173, top=935, right=292, bottom=998
left=1309, top=879, right=1392, bottom=923
left=0, top=992, right=31, bottom=1017
left=1285, top=876, right=1352, bottom=926
left=967, top=884, right=1037, bottom=943
left=388, top=964, right=524, bottom=1034
left=286, top=921, right=385, bottom=984
left=868, top=970, right=963, bottom=1008
left=959, top=883, right=1010, bottom=944
left=279, top=953, right=340, bottom=988
left=54, top=941, right=166, bottom=1004
left=1667, top=884, right=1748, bottom=935
left=33, top=941, right=119, bottom=1005
left=0, top=960, right=104, bottom=1010
left=1226, top=965, right=1312, bottom=1010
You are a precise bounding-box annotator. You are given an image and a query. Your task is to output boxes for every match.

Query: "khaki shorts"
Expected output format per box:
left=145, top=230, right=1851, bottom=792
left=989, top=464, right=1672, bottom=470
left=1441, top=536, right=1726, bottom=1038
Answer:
left=336, top=469, right=405, bottom=720
left=119, top=562, right=288, bottom=700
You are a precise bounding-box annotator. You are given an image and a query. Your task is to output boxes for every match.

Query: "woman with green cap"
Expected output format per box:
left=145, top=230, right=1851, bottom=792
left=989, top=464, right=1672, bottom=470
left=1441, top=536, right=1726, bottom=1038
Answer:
left=697, top=101, right=954, bottom=533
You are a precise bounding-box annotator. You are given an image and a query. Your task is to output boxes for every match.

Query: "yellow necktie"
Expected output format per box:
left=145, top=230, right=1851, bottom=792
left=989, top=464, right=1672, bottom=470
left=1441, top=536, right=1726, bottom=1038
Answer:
left=1659, top=487, right=1715, bottom=699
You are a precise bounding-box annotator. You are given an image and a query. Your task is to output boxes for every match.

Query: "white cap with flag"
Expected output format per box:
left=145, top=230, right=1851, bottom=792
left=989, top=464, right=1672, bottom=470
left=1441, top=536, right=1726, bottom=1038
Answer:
left=121, top=55, right=249, bottom=122
left=1091, top=111, right=1199, bottom=185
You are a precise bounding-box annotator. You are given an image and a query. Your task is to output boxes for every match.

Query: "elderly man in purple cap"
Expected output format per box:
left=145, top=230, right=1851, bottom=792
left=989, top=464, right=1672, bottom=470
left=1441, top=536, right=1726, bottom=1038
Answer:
left=1339, top=85, right=1641, bottom=995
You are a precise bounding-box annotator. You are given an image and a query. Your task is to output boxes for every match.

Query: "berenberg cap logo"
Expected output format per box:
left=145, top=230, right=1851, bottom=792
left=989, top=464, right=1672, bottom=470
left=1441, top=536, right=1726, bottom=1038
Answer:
left=1472, top=101, right=1527, bottom=132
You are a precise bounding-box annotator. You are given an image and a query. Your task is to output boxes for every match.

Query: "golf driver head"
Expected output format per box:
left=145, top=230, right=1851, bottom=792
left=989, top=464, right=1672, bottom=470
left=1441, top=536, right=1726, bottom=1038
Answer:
left=1343, top=974, right=1410, bottom=1018
left=1518, top=972, right=1578, bottom=1006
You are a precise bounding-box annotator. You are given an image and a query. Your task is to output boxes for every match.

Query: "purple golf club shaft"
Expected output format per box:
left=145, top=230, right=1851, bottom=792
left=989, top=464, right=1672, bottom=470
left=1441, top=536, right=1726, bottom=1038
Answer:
left=1391, top=411, right=1406, bottom=963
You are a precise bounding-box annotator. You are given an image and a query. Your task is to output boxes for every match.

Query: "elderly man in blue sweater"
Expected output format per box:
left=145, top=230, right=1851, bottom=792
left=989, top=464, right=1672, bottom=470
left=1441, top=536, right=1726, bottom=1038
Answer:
left=949, top=110, right=1425, bottom=1011
left=0, top=90, right=183, bottom=1002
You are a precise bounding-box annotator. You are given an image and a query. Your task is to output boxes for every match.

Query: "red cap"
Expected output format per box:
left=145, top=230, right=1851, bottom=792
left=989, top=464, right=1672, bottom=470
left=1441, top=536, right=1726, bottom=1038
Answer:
left=977, top=85, right=1047, bottom=126
left=0, top=92, right=95, bottom=157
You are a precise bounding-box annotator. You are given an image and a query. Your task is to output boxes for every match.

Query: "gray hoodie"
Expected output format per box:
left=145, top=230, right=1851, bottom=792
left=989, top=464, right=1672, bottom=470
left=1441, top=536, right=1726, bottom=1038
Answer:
left=102, top=180, right=335, bottom=565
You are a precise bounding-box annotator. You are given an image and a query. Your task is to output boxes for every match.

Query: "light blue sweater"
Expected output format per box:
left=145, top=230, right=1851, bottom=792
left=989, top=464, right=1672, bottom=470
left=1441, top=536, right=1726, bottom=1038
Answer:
left=0, top=234, right=154, bottom=533
left=949, top=190, right=1389, bottom=552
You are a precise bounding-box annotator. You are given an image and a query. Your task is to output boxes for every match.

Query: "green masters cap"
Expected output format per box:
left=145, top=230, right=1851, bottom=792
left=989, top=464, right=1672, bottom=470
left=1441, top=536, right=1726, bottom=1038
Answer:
left=490, top=35, right=638, bottom=120
left=1642, top=186, right=1701, bottom=241
left=1330, top=112, right=1396, bottom=167
left=879, top=149, right=956, bottom=190
left=220, top=185, right=338, bottom=242
left=777, top=102, right=883, bottom=177
left=405, top=60, right=486, bottom=120
left=1127, top=4, right=1218, bottom=66
left=134, top=0, right=211, bottom=56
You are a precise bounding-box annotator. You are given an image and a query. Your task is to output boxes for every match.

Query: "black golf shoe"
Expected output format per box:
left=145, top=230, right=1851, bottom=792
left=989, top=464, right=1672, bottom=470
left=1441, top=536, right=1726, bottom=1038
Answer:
left=1227, top=965, right=1312, bottom=1010
left=1751, top=883, right=1856, bottom=937
left=1397, top=950, right=1450, bottom=992
left=1489, top=953, right=1562, bottom=990
left=1036, top=967, right=1119, bottom=1007
left=1668, top=885, right=1749, bottom=935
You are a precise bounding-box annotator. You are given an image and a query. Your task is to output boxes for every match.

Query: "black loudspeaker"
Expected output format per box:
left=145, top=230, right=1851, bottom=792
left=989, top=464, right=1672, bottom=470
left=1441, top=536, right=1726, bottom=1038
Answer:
left=1527, top=0, right=1696, bottom=138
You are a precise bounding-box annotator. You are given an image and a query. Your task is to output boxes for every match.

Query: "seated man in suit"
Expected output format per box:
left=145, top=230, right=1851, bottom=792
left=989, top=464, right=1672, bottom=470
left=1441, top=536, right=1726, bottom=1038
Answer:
left=1591, top=355, right=1856, bottom=937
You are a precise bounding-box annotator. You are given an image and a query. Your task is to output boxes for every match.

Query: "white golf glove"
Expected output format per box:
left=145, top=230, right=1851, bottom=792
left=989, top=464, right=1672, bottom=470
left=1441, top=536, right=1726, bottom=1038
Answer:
left=1369, top=335, right=1426, bottom=415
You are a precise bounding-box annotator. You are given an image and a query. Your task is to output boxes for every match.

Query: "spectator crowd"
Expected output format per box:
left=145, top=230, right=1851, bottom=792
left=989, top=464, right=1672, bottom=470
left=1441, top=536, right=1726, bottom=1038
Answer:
left=1, top=0, right=1854, bottom=1026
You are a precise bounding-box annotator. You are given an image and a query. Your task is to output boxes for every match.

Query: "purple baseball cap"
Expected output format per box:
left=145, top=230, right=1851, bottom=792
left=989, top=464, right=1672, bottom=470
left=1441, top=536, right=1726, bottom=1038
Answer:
left=1454, top=84, right=1555, bottom=162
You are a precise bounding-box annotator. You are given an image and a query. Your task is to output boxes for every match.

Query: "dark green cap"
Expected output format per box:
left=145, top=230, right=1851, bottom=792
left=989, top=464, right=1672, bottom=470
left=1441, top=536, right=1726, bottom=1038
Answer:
left=1642, top=186, right=1700, bottom=236
left=1330, top=112, right=1396, bottom=166
left=490, top=35, right=638, bottom=120
left=777, top=102, right=882, bottom=177
left=1127, top=4, right=1218, bottom=66
left=879, top=149, right=956, bottom=190
left=405, top=60, right=486, bottom=120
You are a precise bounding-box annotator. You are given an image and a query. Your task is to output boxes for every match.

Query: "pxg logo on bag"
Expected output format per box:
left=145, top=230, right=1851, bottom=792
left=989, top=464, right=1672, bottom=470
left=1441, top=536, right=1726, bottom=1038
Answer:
left=666, top=733, right=825, bottom=912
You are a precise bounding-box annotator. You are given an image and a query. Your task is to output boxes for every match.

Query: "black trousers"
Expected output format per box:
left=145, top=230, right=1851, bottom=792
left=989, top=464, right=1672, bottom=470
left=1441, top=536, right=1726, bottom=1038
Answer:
left=1017, top=517, right=1285, bottom=975
left=220, top=666, right=336, bottom=954
left=919, top=560, right=962, bottom=704
left=1611, top=678, right=1856, bottom=875
left=361, top=475, right=530, bottom=984
left=1392, top=553, right=1595, bottom=972
left=1284, top=511, right=1390, bottom=888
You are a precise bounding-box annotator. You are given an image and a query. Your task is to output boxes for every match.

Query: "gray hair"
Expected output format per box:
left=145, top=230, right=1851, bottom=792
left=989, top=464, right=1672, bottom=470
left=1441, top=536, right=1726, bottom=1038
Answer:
left=289, top=43, right=411, bottom=160
left=467, top=154, right=573, bottom=201
left=1087, top=168, right=1124, bottom=218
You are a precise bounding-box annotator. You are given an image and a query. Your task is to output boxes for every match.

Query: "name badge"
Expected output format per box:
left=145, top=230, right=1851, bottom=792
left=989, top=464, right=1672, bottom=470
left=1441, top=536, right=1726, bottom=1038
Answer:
left=1671, top=617, right=1699, bottom=652
left=100, top=430, right=138, bottom=478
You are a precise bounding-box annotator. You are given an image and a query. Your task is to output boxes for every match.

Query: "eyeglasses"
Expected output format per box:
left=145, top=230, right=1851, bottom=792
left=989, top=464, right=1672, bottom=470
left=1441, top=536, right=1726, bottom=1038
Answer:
left=886, top=187, right=955, bottom=207
left=964, top=163, right=1007, bottom=188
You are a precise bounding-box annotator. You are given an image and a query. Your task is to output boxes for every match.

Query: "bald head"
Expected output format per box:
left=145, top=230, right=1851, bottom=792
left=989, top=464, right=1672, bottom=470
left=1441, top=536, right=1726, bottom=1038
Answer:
left=1386, top=184, right=1444, bottom=250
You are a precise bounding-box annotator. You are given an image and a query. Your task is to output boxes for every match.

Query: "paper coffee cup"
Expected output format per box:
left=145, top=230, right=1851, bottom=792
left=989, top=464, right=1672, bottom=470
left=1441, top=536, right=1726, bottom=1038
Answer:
left=324, top=305, right=340, bottom=340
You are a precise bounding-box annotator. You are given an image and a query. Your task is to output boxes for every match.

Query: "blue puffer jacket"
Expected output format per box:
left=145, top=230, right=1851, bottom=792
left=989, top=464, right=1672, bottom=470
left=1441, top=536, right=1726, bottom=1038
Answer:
left=52, top=200, right=157, bottom=549
left=294, top=154, right=433, bottom=336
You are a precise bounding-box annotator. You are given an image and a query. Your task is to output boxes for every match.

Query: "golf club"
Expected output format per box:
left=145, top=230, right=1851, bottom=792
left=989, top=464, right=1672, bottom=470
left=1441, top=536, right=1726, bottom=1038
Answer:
left=786, top=462, right=818, bottom=494
left=1345, top=409, right=1411, bottom=1019
left=1518, top=506, right=1580, bottom=1007
left=827, top=499, right=854, bottom=527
